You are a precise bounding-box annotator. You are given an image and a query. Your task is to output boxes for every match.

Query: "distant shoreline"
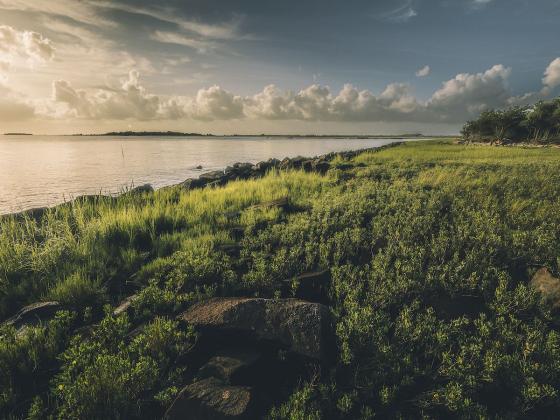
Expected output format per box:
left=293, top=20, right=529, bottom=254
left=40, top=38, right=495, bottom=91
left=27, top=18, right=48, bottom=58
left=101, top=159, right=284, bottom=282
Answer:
left=4, top=131, right=456, bottom=138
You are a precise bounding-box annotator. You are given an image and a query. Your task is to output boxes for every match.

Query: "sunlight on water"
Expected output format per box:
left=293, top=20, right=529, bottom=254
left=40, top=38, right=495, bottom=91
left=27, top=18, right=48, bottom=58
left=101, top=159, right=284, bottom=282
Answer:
left=0, top=135, right=410, bottom=214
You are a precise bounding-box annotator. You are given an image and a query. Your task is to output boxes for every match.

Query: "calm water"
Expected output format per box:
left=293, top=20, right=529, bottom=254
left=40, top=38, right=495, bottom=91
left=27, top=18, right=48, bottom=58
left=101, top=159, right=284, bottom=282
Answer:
left=0, top=135, right=410, bottom=214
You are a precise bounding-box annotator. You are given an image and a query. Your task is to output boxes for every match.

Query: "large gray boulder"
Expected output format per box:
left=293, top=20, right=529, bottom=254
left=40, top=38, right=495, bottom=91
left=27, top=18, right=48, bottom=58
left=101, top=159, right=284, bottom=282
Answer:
left=165, top=377, right=255, bottom=420
left=180, top=298, right=332, bottom=361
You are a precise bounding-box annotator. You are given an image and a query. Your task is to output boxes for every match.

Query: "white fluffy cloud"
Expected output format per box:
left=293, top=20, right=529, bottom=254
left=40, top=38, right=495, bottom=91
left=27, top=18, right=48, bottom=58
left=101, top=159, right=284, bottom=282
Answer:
left=45, top=59, right=560, bottom=125
left=243, top=66, right=510, bottom=123
left=542, top=58, right=560, bottom=95
left=48, top=65, right=509, bottom=123
left=52, top=72, right=243, bottom=121
left=53, top=70, right=160, bottom=120
left=186, top=85, right=244, bottom=120
left=416, top=65, right=430, bottom=77
left=0, top=25, right=54, bottom=65
left=427, top=64, right=511, bottom=121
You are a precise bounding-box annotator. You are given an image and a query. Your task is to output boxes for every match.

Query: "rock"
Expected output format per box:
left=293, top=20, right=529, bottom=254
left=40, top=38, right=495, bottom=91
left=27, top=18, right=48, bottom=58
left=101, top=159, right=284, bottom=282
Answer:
left=313, top=160, right=330, bottom=174
left=4, top=206, right=48, bottom=221
left=205, top=180, right=223, bottom=189
left=279, top=158, right=291, bottom=170
left=195, top=165, right=203, bottom=169
left=248, top=197, right=289, bottom=211
left=165, top=377, right=255, bottom=420
left=197, top=348, right=260, bottom=383
left=4, top=301, right=61, bottom=329
left=224, top=163, right=254, bottom=181
left=302, top=160, right=314, bottom=172
left=233, top=162, right=254, bottom=172
left=200, top=170, right=226, bottom=183
left=279, top=156, right=306, bottom=170
left=24, top=207, right=48, bottom=220
left=531, top=268, right=560, bottom=311
left=131, top=184, right=154, bottom=194
left=181, top=178, right=207, bottom=190
left=180, top=298, right=333, bottom=361
left=113, top=294, right=139, bottom=316
left=253, top=160, right=276, bottom=174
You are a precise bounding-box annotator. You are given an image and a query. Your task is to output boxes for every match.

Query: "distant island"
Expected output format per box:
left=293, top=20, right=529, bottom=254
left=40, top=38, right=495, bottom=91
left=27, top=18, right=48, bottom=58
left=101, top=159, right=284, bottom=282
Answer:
left=80, top=131, right=212, bottom=137
left=78, top=131, right=434, bottom=138
left=3, top=131, right=450, bottom=138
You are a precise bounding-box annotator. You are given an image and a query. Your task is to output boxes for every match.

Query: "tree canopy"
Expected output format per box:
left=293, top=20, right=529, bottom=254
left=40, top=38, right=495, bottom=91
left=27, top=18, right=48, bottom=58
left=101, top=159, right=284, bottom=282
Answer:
left=461, top=98, right=560, bottom=144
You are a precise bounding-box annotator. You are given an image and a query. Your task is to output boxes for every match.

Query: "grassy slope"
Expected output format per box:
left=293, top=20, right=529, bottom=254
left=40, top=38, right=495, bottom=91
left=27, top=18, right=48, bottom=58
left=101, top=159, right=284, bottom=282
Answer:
left=2, top=140, right=560, bottom=418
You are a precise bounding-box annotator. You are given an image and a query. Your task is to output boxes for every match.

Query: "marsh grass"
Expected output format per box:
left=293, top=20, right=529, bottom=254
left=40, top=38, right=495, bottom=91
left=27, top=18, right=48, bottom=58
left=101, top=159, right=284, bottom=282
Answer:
left=2, top=140, right=560, bottom=418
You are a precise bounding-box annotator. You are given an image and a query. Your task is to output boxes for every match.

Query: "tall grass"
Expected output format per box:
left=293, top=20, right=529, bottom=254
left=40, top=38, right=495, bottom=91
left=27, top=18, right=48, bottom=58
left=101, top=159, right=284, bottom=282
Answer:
left=3, top=140, right=560, bottom=418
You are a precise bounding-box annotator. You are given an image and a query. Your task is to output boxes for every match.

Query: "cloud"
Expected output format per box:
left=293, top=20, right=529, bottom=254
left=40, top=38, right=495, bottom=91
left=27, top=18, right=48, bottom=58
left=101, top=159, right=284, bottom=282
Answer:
left=416, top=65, right=431, bottom=77
left=244, top=66, right=511, bottom=124
left=0, top=0, right=114, bottom=27
left=45, top=61, right=554, bottom=125
left=151, top=31, right=215, bottom=53
left=92, top=2, right=248, bottom=40
left=374, top=1, right=418, bottom=22
left=0, top=25, right=55, bottom=65
left=52, top=70, right=160, bottom=120
left=427, top=64, right=512, bottom=121
left=0, top=82, right=35, bottom=121
left=244, top=82, right=423, bottom=122
left=186, top=85, right=244, bottom=120
left=469, top=0, right=495, bottom=10
left=542, top=57, right=560, bottom=95
left=48, top=65, right=511, bottom=123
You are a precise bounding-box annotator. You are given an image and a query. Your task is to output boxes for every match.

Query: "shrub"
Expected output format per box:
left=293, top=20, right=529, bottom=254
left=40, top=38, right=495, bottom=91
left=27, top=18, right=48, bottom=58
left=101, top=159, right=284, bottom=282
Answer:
left=48, top=272, right=107, bottom=311
left=55, top=315, right=195, bottom=419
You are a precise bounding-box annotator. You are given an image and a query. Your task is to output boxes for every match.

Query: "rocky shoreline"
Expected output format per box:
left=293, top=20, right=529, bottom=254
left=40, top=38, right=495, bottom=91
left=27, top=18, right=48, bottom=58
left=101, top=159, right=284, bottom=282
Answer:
left=2, top=142, right=404, bottom=221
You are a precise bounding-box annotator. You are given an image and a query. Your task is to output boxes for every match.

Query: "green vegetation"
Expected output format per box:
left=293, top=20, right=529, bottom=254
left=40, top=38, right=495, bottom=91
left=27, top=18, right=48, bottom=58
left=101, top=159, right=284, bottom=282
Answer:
left=2, top=140, right=560, bottom=418
left=462, top=97, right=560, bottom=144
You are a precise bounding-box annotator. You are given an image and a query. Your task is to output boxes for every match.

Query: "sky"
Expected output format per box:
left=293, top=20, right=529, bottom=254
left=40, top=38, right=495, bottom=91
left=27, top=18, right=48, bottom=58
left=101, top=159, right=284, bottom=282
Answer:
left=0, top=0, right=559, bottom=135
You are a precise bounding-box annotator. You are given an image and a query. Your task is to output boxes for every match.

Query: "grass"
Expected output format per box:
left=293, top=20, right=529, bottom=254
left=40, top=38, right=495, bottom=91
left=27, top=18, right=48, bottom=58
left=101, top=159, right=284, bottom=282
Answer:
left=2, top=139, right=560, bottom=418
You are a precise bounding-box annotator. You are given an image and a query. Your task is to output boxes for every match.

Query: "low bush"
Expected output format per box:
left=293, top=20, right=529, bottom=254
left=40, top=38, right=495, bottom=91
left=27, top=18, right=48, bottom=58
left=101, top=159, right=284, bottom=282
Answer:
left=2, top=141, right=560, bottom=417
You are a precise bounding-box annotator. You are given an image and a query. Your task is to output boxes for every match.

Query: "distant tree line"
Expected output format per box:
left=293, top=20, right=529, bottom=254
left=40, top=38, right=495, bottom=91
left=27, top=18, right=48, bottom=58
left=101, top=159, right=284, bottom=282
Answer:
left=461, top=97, right=560, bottom=144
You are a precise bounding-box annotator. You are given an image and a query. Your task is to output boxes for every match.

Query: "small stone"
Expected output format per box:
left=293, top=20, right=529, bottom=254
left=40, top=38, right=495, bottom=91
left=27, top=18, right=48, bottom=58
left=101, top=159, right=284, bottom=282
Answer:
left=113, top=294, right=139, bottom=316
left=197, top=349, right=260, bottom=383
left=4, top=301, right=61, bottom=329
left=248, top=197, right=289, bottom=211
left=128, top=184, right=153, bottom=194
